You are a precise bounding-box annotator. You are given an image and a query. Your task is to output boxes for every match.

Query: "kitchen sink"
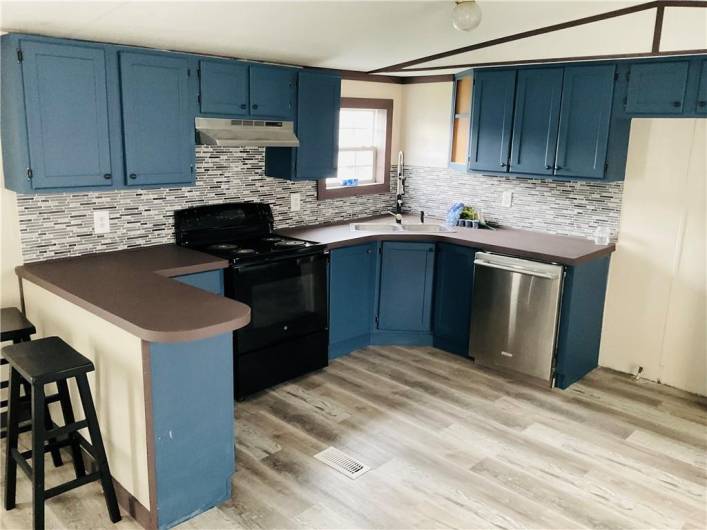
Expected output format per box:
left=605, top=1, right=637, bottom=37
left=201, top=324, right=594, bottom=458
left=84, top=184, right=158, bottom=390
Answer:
left=349, top=222, right=455, bottom=233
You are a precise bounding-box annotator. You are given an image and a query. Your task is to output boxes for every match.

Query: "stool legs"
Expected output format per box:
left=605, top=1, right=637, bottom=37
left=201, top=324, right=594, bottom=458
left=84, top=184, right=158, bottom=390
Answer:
left=56, top=380, right=86, bottom=478
left=75, top=374, right=120, bottom=524
left=3, top=367, right=21, bottom=510
left=31, top=384, right=46, bottom=530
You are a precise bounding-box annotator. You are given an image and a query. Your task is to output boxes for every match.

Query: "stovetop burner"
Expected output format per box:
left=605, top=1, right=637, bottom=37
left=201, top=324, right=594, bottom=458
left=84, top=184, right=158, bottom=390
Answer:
left=207, top=243, right=239, bottom=251
left=233, top=248, right=257, bottom=255
left=261, top=237, right=282, bottom=243
left=274, top=240, right=306, bottom=248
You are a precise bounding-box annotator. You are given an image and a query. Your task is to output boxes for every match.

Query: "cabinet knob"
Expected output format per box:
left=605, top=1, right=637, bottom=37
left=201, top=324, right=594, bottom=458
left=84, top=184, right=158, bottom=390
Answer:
left=672, top=101, right=681, bottom=108
left=240, top=104, right=247, bottom=110
left=545, top=164, right=552, bottom=170
left=698, top=101, right=706, bottom=107
left=366, top=249, right=372, bottom=254
left=500, top=162, right=508, bottom=168
left=103, top=173, right=112, bottom=180
left=252, top=104, right=259, bottom=110
left=129, top=173, right=137, bottom=180
left=554, top=165, right=562, bottom=171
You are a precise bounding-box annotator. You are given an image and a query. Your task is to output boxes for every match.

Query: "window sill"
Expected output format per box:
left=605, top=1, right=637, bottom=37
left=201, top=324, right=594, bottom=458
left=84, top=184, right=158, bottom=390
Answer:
left=317, top=181, right=390, bottom=200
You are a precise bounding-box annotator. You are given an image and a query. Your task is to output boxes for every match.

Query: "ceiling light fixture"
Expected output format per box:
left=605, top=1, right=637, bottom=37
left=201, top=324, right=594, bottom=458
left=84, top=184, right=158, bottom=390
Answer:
left=452, top=0, right=482, bottom=32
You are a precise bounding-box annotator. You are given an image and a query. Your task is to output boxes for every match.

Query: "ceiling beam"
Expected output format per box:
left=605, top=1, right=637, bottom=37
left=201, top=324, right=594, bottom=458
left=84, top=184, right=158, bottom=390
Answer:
left=652, top=5, right=665, bottom=52
left=393, top=49, right=707, bottom=73
left=368, top=0, right=706, bottom=74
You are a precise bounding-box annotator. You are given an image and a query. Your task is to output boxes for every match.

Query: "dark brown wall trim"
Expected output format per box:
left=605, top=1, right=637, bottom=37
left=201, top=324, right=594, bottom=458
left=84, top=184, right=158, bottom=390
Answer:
left=114, top=477, right=153, bottom=530
left=368, top=0, right=707, bottom=74
left=396, top=49, right=707, bottom=72
left=317, top=97, right=394, bottom=201
left=400, top=74, right=455, bottom=84
left=338, top=70, right=453, bottom=84
left=652, top=5, right=665, bottom=53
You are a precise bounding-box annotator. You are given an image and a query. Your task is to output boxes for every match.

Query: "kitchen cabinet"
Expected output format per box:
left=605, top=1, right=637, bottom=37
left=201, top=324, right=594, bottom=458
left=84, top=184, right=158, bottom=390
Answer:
left=264, top=70, right=341, bottom=180
left=249, top=64, right=297, bottom=120
left=377, top=242, right=435, bottom=335
left=509, top=68, right=563, bottom=176
left=696, top=60, right=707, bottom=115
left=554, top=64, right=616, bottom=179
left=468, top=69, right=516, bottom=173
left=119, top=52, right=195, bottom=186
left=198, top=61, right=296, bottom=120
left=329, top=243, right=377, bottom=359
left=4, top=39, right=114, bottom=190
left=432, top=243, right=476, bottom=356
left=199, top=59, right=249, bottom=116
left=625, top=61, right=689, bottom=114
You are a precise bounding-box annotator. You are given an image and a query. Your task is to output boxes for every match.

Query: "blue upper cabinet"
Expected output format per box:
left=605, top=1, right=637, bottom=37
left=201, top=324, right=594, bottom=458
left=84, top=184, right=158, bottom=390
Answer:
left=554, top=64, right=616, bottom=179
left=19, top=41, right=114, bottom=190
left=468, top=69, right=516, bottom=173
left=626, top=61, right=689, bottom=114
left=120, top=52, right=195, bottom=186
left=509, top=68, right=563, bottom=176
left=249, top=64, right=297, bottom=120
left=329, top=243, right=377, bottom=358
left=696, top=61, right=707, bottom=115
left=432, top=243, right=476, bottom=356
left=199, top=59, right=249, bottom=116
left=377, top=242, right=435, bottom=333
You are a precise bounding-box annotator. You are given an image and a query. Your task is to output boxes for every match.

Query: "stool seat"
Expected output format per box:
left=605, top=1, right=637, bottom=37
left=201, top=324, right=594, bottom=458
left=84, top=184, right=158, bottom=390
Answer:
left=2, top=337, right=94, bottom=385
left=1, top=308, right=36, bottom=343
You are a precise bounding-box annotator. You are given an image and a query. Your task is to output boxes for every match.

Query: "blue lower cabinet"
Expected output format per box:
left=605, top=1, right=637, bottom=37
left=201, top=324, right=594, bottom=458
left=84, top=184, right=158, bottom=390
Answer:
left=328, top=243, right=377, bottom=358
left=147, top=333, right=234, bottom=529
left=625, top=61, right=690, bottom=114
left=375, top=242, right=435, bottom=343
left=432, top=244, right=476, bottom=356
left=554, top=256, right=610, bottom=389
left=172, top=270, right=224, bottom=295
left=119, top=51, right=195, bottom=186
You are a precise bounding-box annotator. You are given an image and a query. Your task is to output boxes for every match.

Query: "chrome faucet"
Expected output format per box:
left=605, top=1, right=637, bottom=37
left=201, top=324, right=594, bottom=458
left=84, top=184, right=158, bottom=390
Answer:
left=393, top=151, right=405, bottom=224
left=387, top=211, right=403, bottom=224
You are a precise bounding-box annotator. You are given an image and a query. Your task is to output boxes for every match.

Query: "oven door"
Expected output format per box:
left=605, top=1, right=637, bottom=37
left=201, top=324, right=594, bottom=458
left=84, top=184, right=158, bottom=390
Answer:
left=227, top=252, right=328, bottom=354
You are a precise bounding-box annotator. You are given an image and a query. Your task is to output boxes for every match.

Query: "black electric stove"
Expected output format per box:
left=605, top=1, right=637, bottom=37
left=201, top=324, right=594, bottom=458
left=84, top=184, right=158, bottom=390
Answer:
left=174, top=203, right=329, bottom=400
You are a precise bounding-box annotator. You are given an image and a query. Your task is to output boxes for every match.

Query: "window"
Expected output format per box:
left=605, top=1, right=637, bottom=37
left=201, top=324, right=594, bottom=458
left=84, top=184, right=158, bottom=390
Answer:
left=317, top=97, right=392, bottom=200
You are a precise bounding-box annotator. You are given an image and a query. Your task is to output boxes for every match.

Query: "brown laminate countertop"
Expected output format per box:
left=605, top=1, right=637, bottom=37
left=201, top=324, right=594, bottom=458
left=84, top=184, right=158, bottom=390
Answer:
left=278, top=215, right=615, bottom=266
left=16, top=244, right=250, bottom=343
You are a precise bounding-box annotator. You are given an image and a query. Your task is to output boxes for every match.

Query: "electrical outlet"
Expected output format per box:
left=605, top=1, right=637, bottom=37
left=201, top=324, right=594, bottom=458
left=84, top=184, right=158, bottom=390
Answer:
left=290, top=193, right=301, bottom=212
left=501, top=190, right=513, bottom=208
left=93, top=210, right=110, bottom=234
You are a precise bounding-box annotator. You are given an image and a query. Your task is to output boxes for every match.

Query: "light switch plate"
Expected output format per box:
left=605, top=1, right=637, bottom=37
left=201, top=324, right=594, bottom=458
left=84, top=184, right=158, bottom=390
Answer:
left=290, top=193, right=301, bottom=212
left=93, top=210, right=110, bottom=234
left=501, top=191, right=513, bottom=208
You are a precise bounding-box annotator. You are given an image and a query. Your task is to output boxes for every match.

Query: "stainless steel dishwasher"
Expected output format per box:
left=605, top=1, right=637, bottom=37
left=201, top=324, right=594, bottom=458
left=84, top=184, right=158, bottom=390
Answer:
left=469, top=252, right=564, bottom=386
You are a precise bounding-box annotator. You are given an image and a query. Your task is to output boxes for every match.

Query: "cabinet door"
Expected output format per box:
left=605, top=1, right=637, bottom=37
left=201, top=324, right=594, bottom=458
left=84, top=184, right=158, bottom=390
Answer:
left=295, top=71, right=341, bottom=180
left=696, top=61, right=707, bottom=115
left=329, top=243, right=377, bottom=357
left=626, top=61, right=689, bottom=114
left=378, top=242, right=435, bottom=333
left=21, top=41, right=113, bottom=189
left=120, top=52, right=194, bottom=186
left=554, top=64, right=615, bottom=179
left=509, top=68, right=563, bottom=175
left=433, top=244, right=476, bottom=356
left=249, top=64, right=297, bottom=119
left=469, top=69, right=516, bottom=173
left=199, top=60, right=249, bottom=116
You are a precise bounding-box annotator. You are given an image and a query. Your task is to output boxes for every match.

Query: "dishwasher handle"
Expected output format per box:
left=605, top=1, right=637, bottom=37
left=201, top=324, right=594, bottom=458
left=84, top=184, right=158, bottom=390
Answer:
left=474, top=258, right=561, bottom=280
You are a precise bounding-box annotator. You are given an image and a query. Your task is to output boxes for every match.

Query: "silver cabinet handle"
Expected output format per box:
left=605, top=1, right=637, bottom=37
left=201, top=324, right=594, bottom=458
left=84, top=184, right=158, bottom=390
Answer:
left=474, top=259, right=559, bottom=280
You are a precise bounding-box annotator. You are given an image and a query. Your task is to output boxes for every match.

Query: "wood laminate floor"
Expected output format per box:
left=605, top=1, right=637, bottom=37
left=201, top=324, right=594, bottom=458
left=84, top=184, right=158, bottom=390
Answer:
left=1, top=346, right=706, bottom=529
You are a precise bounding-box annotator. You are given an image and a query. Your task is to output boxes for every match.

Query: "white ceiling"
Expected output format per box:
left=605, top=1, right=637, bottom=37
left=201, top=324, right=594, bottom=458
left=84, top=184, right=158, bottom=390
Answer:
left=0, top=1, right=704, bottom=77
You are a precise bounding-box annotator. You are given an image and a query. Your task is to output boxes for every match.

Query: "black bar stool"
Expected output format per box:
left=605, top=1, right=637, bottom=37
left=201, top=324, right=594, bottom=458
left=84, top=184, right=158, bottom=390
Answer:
left=2, top=336, right=121, bottom=530
left=1, top=307, right=63, bottom=467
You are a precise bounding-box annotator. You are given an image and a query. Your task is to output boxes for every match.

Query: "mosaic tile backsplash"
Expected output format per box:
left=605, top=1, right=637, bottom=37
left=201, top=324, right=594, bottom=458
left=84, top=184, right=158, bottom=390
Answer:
left=16, top=147, right=624, bottom=262
left=402, top=166, right=624, bottom=240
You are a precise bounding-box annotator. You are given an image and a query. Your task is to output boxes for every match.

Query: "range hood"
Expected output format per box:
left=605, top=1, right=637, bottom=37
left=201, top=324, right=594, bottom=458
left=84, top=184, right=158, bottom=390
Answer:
left=195, top=117, right=299, bottom=147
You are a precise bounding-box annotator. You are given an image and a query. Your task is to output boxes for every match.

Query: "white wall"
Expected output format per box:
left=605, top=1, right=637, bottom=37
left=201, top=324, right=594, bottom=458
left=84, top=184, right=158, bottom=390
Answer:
left=401, top=82, right=453, bottom=168
left=599, top=119, right=706, bottom=396
left=0, top=150, right=23, bottom=308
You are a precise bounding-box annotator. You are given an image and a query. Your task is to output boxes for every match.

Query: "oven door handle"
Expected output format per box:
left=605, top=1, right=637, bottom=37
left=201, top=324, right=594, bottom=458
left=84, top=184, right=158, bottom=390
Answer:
left=232, top=250, right=328, bottom=271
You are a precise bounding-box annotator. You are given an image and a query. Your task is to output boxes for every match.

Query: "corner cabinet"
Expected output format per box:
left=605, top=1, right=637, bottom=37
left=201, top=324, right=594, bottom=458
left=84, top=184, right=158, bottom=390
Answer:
left=119, top=52, right=195, bottom=186
left=625, top=61, right=689, bottom=114
left=329, top=243, right=378, bottom=359
left=264, top=70, right=341, bottom=181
